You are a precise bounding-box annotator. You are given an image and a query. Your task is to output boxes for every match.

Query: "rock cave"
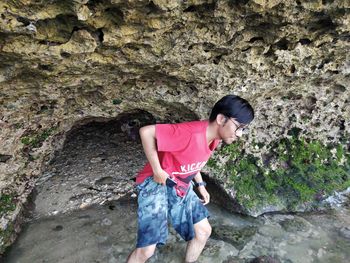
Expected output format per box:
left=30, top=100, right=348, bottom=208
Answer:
left=1, top=0, right=349, bottom=262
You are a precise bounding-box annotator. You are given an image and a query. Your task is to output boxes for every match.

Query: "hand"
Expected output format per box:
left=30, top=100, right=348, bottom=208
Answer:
left=153, top=169, right=169, bottom=186
left=198, top=186, right=210, bottom=205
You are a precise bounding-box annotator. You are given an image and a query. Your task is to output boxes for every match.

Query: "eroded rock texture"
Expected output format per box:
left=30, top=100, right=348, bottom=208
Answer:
left=0, top=0, right=349, bottom=253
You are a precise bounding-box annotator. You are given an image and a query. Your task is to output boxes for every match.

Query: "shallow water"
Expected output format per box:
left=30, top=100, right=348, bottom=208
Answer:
left=4, top=199, right=350, bottom=263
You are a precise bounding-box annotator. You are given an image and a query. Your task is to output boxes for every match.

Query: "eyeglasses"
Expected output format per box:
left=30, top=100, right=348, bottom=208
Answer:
left=226, top=117, right=249, bottom=135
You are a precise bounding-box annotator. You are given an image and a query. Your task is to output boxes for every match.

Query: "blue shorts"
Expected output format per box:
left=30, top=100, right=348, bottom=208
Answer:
left=136, top=176, right=209, bottom=248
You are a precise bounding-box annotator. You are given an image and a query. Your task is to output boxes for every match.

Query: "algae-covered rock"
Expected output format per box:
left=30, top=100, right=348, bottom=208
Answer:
left=206, top=132, right=350, bottom=216
left=211, top=225, right=258, bottom=250
left=279, top=217, right=311, bottom=232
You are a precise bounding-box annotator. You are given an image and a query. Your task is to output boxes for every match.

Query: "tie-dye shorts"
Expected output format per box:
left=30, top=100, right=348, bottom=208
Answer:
left=135, top=176, right=209, bottom=248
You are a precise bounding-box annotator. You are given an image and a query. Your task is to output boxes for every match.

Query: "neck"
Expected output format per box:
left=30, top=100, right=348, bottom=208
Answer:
left=206, top=120, right=220, bottom=144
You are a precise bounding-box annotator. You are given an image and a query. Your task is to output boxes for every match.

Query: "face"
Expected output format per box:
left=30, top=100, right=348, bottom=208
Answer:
left=217, top=115, right=248, bottom=144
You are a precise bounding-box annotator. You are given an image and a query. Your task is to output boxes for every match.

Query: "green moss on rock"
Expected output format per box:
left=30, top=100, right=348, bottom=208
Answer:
left=279, top=217, right=310, bottom=232
left=0, top=221, right=15, bottom=255
left=0, top=193, right=16, bottom=218
left=0, top=192, right=17, bottom=253
left=20, top=127, right=57, bottom=149
left=211, top=225, right=258, bottom=250
left=208, top=133, right=350, bottom=213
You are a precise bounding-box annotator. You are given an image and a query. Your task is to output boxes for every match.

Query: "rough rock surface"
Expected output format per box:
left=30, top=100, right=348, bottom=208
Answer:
left=0, top=0, right=350, bottom=254
left=32, top=116, right=147, bottom=218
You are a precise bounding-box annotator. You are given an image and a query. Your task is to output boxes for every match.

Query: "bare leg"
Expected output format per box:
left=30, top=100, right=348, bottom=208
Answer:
left=126, top=244, right=156, bottom=263
left=184, top=218, right=212, bottom=263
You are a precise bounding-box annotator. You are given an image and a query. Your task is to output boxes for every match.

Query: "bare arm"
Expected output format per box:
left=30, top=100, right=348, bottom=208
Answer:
left=193, top=171, right=210, bottom=205
left=139, top=125, right=168, bottom=185
left=193, top=171, right=204, bottom=184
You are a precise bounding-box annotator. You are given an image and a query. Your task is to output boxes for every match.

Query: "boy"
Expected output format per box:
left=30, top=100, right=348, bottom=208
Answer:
left=127, top=95, right=254, bottom=263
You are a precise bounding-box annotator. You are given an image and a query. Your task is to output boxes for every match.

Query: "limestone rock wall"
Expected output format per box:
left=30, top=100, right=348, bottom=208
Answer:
left=0, top=0, right=349, bottom=253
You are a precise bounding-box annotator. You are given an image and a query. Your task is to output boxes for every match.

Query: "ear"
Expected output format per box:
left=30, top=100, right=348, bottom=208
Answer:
left=216, top=114, right=227, bottom=126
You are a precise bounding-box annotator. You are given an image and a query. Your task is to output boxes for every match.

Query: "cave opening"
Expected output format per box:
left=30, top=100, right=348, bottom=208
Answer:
left=32, top=110, right=155, bottom=218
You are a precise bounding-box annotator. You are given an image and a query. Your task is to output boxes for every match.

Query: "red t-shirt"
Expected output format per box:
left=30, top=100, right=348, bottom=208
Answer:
left=136, top=120, right=221, bottom=197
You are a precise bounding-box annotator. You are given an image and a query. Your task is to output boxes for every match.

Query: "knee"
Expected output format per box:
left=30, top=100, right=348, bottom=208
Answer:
left=204, top=224, right=212, bottom=238
left=196, top=224, right=212, bottom=241
left=135, top=246, right=155, bottom=261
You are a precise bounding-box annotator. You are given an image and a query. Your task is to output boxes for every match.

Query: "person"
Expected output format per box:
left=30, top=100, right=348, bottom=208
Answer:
left=127, top=95, right=254, bottom=263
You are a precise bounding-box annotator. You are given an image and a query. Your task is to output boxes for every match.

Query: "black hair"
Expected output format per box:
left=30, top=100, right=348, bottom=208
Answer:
left=209, top=95, right=254, bottom=124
